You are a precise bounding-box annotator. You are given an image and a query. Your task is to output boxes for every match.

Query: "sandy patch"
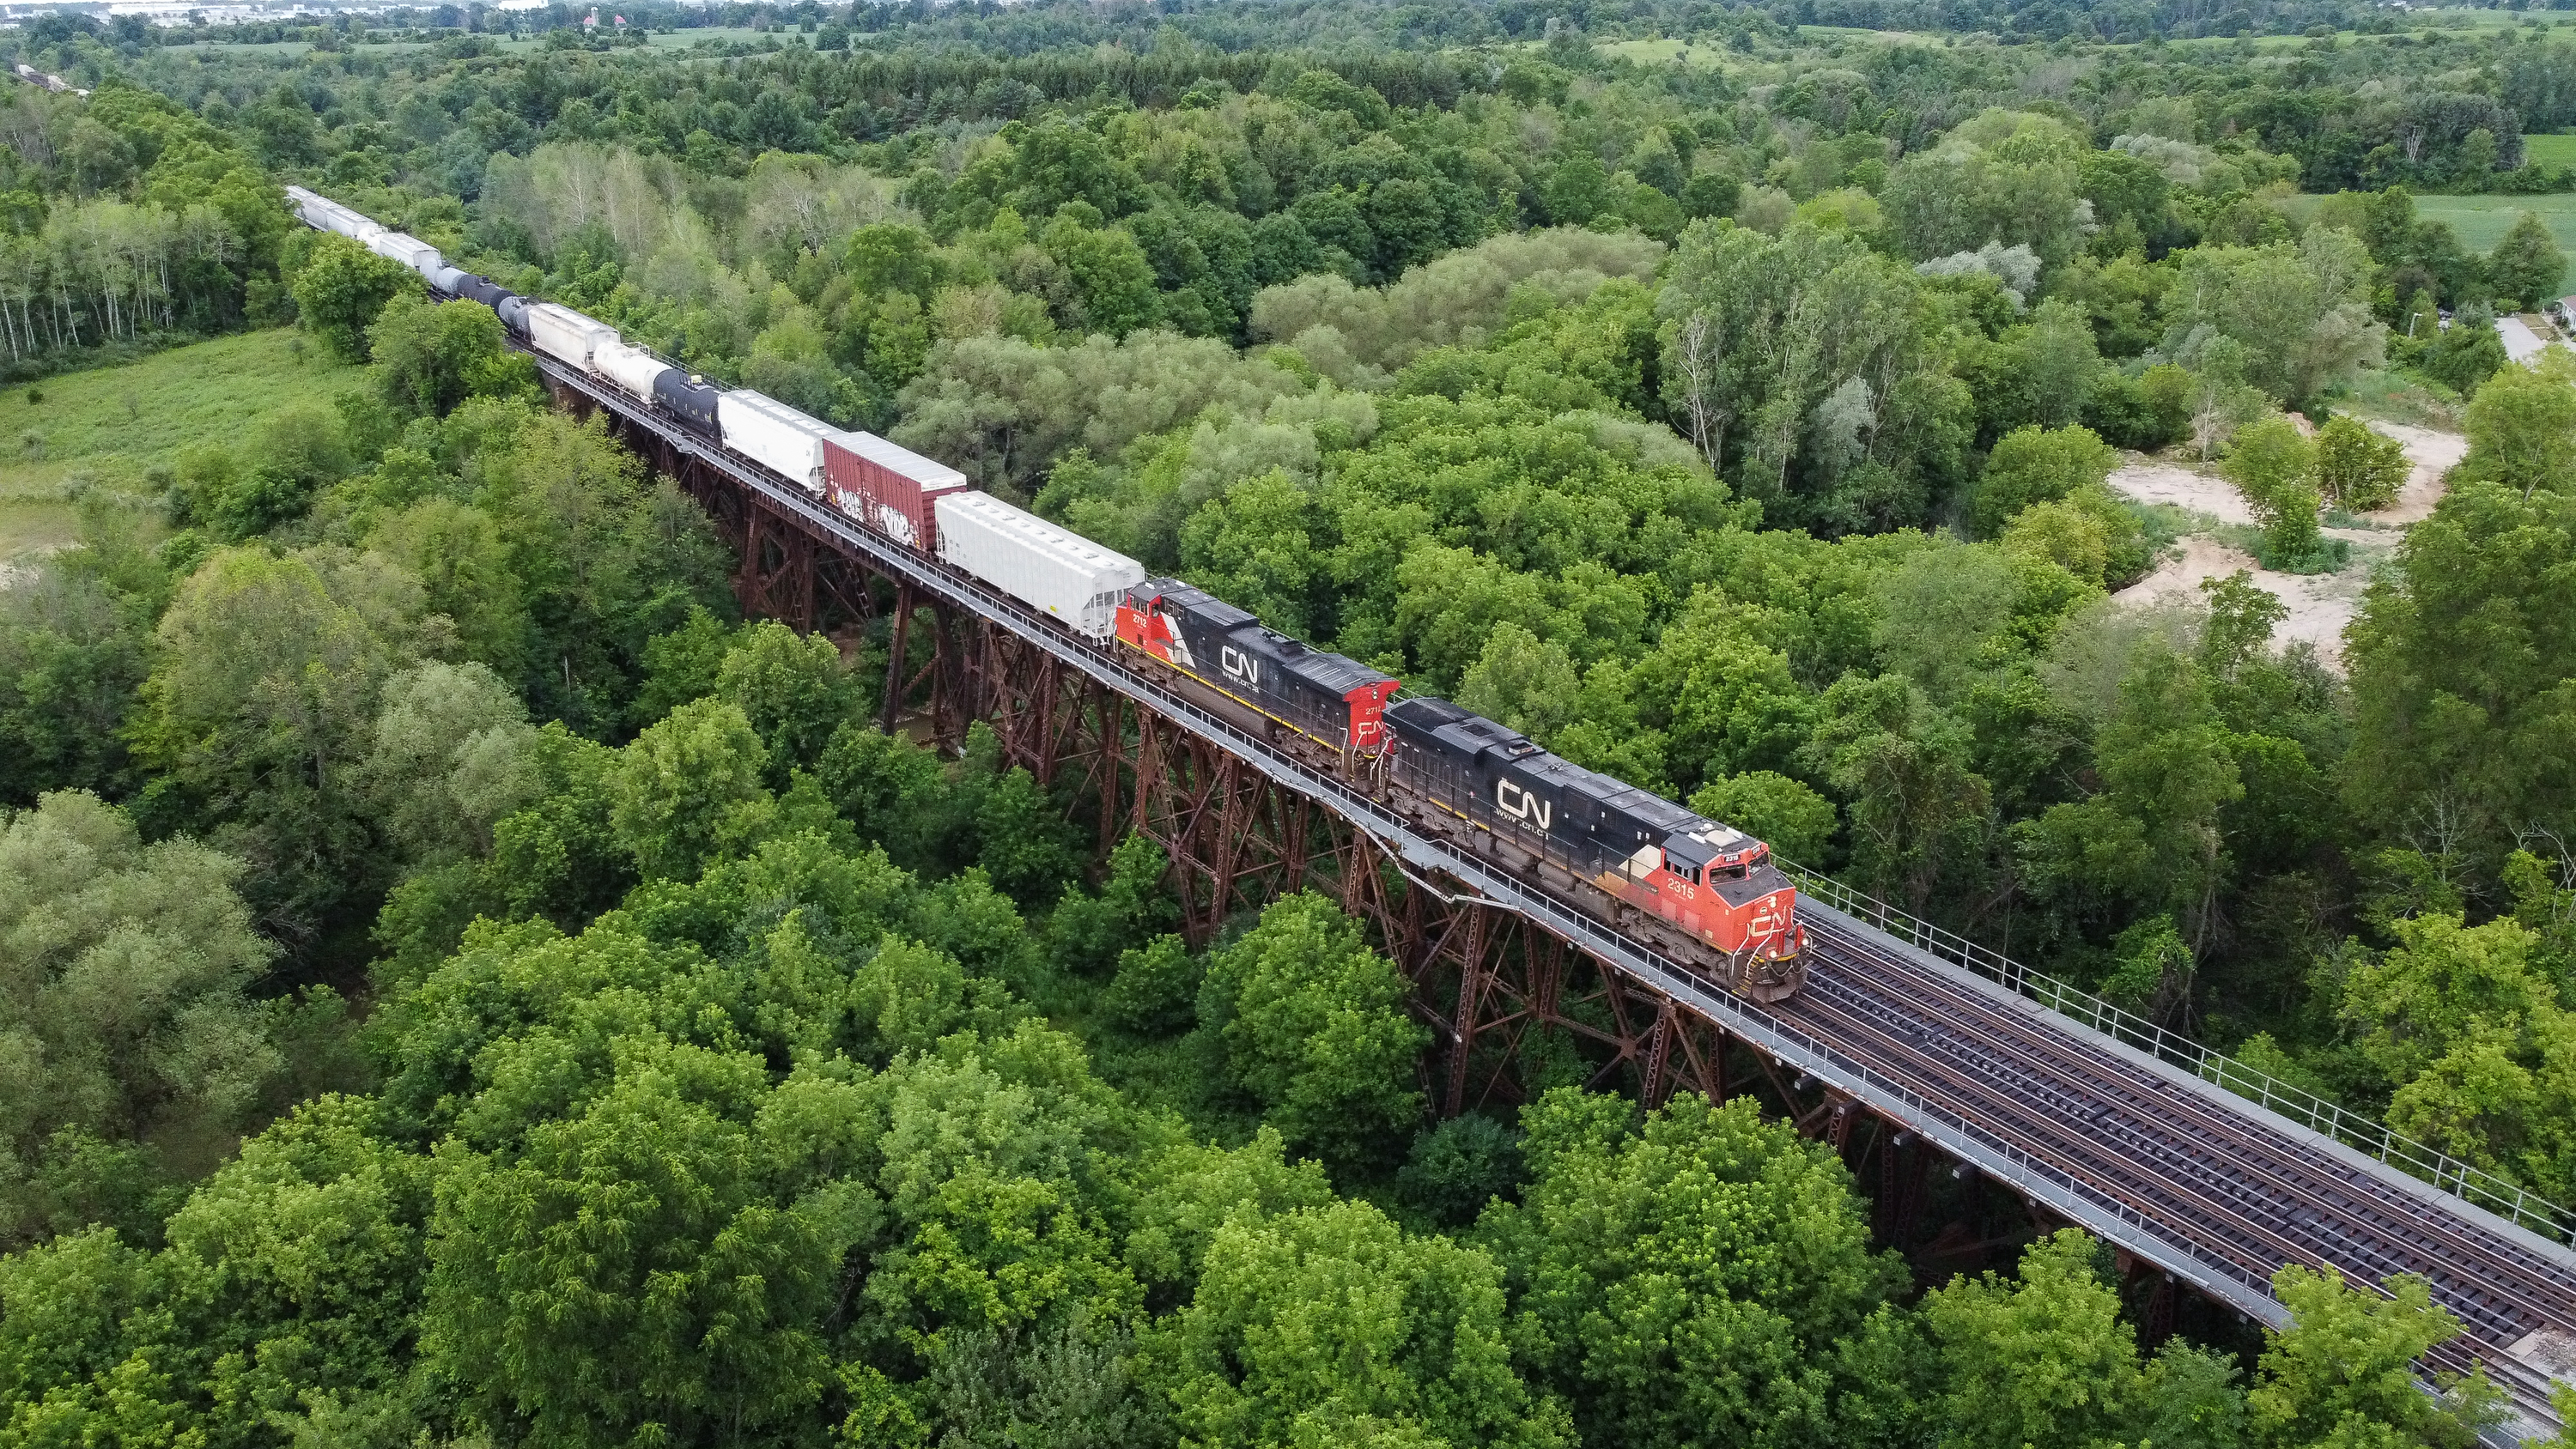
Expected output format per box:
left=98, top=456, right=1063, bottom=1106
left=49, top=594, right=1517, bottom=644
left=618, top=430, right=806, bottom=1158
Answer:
left=2105, top=424, right=2464, bottom=530
left=0, top=537, right=72, bottom=594
left=2105, top=456, right=2251, bottom=524
left=2360, top=421, right=2465, bottom=524
left=2113, top=537, right=2378, bottom=668
left=2100, top=423, right=2460, bottom=671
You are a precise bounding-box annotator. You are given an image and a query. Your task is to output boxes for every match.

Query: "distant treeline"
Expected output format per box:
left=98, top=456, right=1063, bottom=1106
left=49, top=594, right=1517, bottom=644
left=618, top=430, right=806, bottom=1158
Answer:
left=15, top=0, right=2456, bottom=62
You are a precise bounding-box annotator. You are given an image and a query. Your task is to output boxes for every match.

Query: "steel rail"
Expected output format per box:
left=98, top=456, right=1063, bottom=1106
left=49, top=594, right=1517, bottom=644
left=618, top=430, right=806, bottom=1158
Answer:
left=1786, top=864, right=2576, bottom=1248
left=1792, top=945, right=2557, bottom=1418
left=1801, top=934, right=2525, bottom=1304
left=1788, top=967, right=2353, bottom=1279
left=526, top=355, right=2576, bottom=1431
left=1815, top=922, right=2576, bottom=1316
left=1800, top=921, right=2572, bottom=1410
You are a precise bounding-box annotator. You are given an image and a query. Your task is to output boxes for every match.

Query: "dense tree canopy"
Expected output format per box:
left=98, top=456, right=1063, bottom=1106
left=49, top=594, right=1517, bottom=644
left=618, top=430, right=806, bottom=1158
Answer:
left=6, top=5, right=2574, bottom=1446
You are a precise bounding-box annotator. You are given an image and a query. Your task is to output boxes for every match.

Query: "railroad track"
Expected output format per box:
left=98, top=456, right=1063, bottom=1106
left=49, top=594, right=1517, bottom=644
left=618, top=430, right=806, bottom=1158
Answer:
left=1784, top=914, right=2576, bottom=1419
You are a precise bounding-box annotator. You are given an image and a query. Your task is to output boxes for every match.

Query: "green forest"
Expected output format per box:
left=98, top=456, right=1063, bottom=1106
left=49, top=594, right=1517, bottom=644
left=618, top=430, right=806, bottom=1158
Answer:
left=6, top=0, right=2576, bottom=1444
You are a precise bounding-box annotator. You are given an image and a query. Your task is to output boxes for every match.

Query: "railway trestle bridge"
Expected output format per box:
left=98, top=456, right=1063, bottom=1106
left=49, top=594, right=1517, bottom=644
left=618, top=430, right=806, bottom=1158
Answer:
left=535, top=359, right=2576, bottom=1438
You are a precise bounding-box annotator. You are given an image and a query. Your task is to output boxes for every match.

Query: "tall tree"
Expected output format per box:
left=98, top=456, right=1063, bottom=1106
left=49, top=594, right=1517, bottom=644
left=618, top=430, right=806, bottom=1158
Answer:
left=2247, top=1266, right=2500, bottom=1449
left=2344, top=482, right=2576, bottom=876
left=1658, top=219, right=1970, bottom=533
left=289, top=233, right=422, bottom=363
left=1478, top=1088, right=1916, bottom=1449
left=2487, top=211, right=2567, bottom=311
left=0, top=791, right=276, bottom=1243
left=132, top=546, right=421, bottom=934
left=2458, top=356, right=2576, bottom=500
left=1152, top=1197, right=1571, bottom=1449
left=1200, top=893, right=1428, bottom=1170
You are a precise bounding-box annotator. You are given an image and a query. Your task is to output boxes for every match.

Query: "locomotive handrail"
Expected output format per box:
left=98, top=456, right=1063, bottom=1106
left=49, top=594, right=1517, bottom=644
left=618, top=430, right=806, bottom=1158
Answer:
left=1777, top=862, right=2576, bottom=1249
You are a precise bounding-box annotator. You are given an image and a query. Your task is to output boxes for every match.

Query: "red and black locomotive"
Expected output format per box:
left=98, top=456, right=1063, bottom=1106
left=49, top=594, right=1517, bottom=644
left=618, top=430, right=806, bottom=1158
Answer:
left=1113, top=579, right=1806, bottom=1002
left=1382, top=698, right=1806, bottom=1001
left=1115, top=579, right=1403, bottom=766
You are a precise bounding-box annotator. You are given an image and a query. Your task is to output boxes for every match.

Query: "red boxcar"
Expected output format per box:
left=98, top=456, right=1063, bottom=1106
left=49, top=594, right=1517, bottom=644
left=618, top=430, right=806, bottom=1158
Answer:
left=823, top=431, right=974, bottom=551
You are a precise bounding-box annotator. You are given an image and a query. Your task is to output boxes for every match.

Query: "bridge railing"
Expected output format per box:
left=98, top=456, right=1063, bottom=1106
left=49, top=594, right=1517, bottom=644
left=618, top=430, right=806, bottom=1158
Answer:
left=1781, top=862, right=2576, bottom=1248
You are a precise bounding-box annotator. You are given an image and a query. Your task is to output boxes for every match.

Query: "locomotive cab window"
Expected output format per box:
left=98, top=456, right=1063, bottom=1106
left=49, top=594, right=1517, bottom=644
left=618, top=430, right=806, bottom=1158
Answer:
left=1662, top=834, right=1721, bottom=887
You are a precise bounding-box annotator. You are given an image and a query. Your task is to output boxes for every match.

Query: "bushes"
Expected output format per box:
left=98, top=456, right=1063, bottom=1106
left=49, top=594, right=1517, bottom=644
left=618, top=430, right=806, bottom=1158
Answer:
left=2421, top=303, right=2508, bottom=395
left=2222, top=415, right=2335, bottom=571
left=2313, top=415, right=2410, bottom=511
left=1971, top=424, right=2118, bottom=539
left=288, top=234, right=420, bottom=363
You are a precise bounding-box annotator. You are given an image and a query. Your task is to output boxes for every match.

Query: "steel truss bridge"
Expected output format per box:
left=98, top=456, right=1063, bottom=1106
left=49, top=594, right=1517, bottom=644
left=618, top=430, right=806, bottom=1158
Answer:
left=530, top=356, right=2576, bottom=1438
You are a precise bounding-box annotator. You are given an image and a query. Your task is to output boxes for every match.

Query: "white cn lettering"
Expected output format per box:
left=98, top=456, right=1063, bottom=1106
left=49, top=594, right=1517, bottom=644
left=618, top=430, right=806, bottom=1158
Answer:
left=1495, top=779, right=1552, bottom=830
left=1220, top=646, right=1259, bottom=685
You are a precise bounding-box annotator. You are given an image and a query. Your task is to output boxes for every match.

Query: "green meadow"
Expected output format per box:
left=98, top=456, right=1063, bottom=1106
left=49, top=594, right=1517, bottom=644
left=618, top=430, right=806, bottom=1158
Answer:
left=2410, top=193, right=2576, bottom=299
left=0, top=329, right=361, bottom=566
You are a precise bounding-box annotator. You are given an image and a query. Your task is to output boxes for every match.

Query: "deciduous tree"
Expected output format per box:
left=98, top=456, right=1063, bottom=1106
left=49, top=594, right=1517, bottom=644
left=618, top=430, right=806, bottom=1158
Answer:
left=1199, top=893, right=1427, bottom=1169
left=1153, top=1197, right=1569, bottom=1449
left=2248, top=1266, right=2500, bottom=1449
left=2459, top=355, right=2576, bottom=500
left=289, top=233, right=421, bottom=363
left=0, top=791, right=276, bottom=1243
left=2344, top=482, right=2576, bottom=871
left=2487, top=210, right=2566, bottom=312
left=2222, top=416, right=2324, bottom=565
left=2312, top=415, right=2410, bottom=512
left=1479, top=1088, right=1914, bottom=1449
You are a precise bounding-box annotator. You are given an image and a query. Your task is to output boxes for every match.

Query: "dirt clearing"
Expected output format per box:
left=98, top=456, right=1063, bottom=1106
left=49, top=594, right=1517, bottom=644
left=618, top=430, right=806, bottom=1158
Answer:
left=2112, top=535, right=2382, bottom=668
left=2101, top=419, right=2463, bottom=670
left=2105, top=458, right=2256, bottom=524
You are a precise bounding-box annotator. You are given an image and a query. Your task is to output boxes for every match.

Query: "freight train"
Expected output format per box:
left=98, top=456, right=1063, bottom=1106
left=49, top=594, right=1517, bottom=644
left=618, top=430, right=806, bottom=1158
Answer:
left=284, top=185, right=1807, bottom=1001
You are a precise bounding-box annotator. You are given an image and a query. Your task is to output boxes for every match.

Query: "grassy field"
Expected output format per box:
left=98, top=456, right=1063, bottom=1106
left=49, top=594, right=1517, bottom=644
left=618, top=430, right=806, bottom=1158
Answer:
left=2338, top=367, right=2466, bottom=431
left=1596, top=30, right=1941, bottom=65
left=2410, top=194, right=2576, bottom=298
left=2524, top=134, right=2576, bottom=170
left=2104, top=9, right=2576, bottom=51
left=0, top=329, right=361, bottom=566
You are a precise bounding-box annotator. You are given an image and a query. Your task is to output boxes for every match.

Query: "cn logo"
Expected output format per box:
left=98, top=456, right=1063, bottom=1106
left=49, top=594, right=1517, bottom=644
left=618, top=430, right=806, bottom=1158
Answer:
left=1219, top=646, right=1260, bottom=685
left=1496, top=779, right=1552, bottom=830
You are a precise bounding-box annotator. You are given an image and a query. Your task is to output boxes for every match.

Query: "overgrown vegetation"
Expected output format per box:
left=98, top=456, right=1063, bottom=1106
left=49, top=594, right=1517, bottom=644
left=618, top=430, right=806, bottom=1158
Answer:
left=5, top=1, right=2576, bottom=1445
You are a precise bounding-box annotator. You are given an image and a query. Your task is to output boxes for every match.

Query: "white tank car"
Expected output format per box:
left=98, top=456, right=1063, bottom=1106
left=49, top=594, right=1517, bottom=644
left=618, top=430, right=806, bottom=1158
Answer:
left=933, top=491, right=1145, bottom=640
left=591, top=337, right=673, bottom=406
